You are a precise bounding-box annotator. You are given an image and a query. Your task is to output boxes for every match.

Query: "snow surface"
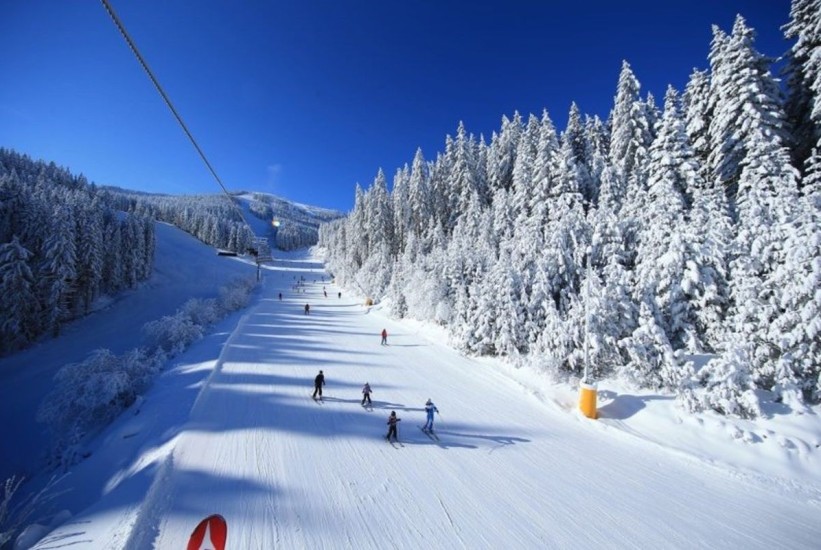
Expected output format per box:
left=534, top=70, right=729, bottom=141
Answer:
left=5, top=224, right=820, bottom=549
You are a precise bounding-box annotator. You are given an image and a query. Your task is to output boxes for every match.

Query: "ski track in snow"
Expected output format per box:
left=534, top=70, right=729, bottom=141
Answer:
left=31, top=255, right=821, bottom=549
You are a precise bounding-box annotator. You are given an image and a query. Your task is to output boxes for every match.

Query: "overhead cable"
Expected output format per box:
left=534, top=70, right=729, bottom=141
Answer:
left=99, top=0, right=253, bottom=233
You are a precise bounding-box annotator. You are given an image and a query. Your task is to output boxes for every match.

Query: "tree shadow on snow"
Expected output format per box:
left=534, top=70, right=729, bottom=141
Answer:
left=596, top=392, right=674, bottom=420
left=367, top=402, right=425, bottom=413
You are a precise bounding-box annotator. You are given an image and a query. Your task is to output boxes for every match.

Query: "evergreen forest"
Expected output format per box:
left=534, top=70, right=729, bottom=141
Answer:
left=319, top=7, right=821, bottom=418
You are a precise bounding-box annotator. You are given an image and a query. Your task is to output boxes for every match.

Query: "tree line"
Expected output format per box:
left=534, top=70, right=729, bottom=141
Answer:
left=102, top=189, right=256, bottom=255
left=319, top=4, right=821, bottom=418
left=0, top=149, right=155, bottom=354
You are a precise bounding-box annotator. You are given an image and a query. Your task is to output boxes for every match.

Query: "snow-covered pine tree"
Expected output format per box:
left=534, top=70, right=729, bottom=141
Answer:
left=445, top=192, right=493, bottom=350
left=609, top=61, right=653, bottom=184
left=562, top=103, right=596, bottom=206
left=544, top=136, right=589, bottom=315
left=680, top=340, right=760, bottom=418
left=682, top=69, right=712, bottom=200
left=597, top=254, right=638, bottom=373
left=391, top=164, right=411, bottom=253
left=620, top=301, right=690, bottom=391
left=387, top=258, right=409, bottom=319
left=635, top=86, right=700, bottom=351
left=489, top=186, right=515, bottom=251
left=765, top=152, right=821, bottom=404
left=725, top=127, right=801, bottom=404
left=684, top=165, right=733, bottom=351
left=608, top=61, right=654, bottom=271
left=486, top=112, right=523, bottom=194
left=488, top=250, right=526, bottom=357
left=75, top=202, right=104, bottom=312
left=0, top=237, right=39, bottom=352
left=783, top=0, right=821, bottom=171
left=707, top=16, right=790, bottom=217
left=507, top=114, right=540, bottom=220
left=407, top=148, right=433, bottom=238
left=39, top=205, right=78, bottom=336
left=441, top=122, right=484, bottom=233
left=346, top=184, right=367, bottom=271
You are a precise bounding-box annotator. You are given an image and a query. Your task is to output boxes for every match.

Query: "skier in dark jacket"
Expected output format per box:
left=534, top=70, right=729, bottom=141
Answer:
left=386, top=411, right=401, bottom=441
left=304, top=303, right=310, bottom=315
left=312, top=370, right=325, bottom=400
left=381, top=328, right=388, bottom=345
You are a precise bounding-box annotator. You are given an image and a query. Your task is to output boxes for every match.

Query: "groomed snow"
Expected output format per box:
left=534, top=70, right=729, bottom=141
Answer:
left=7, top=227, right=820, bottom=549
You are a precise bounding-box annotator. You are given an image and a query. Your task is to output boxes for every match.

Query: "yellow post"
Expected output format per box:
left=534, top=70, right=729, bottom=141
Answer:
left=579, top=381, right=598, bottom=419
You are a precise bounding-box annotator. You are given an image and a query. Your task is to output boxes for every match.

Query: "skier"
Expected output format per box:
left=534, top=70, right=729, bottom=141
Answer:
left=361, top=382, right=372, bottom=406
left=312, top=370, right=325, bottom=400
left=386, top=411, right=401, bottom=441
left=304, top=303, right=310, bottom=315
left=278, top=292, right=282, bottom=301
left=381, top=328, right=388, bottom=345
left=324, top=290, right=327, bottom=298
left=422, top=399, right=439, bottom=432
left=338, top=292, right=341, bottom=299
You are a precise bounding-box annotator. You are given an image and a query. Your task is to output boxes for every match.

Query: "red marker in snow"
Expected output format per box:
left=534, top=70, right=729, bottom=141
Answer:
left=187, top=514, right=227, bottom=550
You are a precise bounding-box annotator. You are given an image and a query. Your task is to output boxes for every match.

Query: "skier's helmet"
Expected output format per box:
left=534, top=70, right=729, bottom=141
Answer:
left=390, top=411, right=396, bottom=416
left=426, top=399, right=432, bottom=404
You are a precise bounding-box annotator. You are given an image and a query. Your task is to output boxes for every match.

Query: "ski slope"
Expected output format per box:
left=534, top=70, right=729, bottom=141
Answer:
left=25, top=252, right=819, bottom=549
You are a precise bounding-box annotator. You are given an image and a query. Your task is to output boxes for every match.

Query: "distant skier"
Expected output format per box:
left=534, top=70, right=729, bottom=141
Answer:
left=381, top=328, right=388, bottom=345
left=361, top=382, right=373, bottom=406
left=304, top=303, right=310, bottom=315
left=312, top=370, right=325, bottom=400
left=386, top=411, right=401, bottom=441
left=422, top=399, right=439, bottom=432
left=278, top=292, right=282, bottom=301
left=338, top=292, right=341, bottom=299
left=324, top=290, right=327, bottom=298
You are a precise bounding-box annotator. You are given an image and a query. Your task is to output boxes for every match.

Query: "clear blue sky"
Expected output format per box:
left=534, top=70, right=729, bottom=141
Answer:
left=1, top=1, right=790, bottom=212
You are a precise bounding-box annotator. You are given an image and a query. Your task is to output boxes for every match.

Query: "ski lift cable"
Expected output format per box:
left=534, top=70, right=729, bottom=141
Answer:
left=99, top=0, right=254, bottom=236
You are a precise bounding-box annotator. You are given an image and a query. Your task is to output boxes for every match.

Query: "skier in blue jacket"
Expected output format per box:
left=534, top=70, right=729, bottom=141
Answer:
left=422, top=399, right=439, bottom=432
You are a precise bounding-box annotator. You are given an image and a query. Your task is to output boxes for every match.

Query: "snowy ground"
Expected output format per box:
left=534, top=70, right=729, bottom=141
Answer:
left=5, top=229, right=820, bottom=549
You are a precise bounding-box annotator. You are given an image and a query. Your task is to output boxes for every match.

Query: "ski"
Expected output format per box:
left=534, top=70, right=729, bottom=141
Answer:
left=419, top=426, right=439, bottom=441
left=187, top=514, right=227, bottom=550
left=312, top=396, right=324, bottom=405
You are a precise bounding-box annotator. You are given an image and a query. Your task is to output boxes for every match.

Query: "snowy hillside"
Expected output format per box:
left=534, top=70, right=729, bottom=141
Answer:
left=235, top=192, right=345, bottom=251
left=0, top=221, right=257, bottom=485
left=10, top=236, right=820, bottom=548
